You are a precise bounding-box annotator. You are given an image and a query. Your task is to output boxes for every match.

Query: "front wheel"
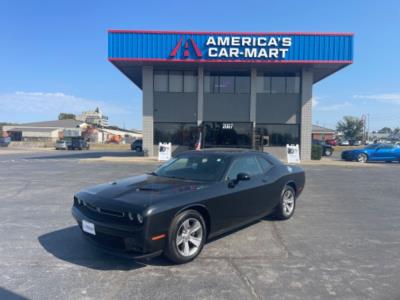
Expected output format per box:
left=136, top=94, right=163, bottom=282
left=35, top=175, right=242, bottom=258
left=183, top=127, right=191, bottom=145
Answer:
left=357, top=153, right=368, bottom=163
left=164, top=210, right=206, bottom=264
left=273, top=185, right=296, bottom=220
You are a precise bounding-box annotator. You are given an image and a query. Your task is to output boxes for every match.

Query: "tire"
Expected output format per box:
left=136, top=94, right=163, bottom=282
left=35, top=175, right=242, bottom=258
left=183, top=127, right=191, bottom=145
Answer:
left=324, top=148, right=332, bottom=156
left=357, top=153, right=368, bottom=163
left=164, top=210, right=206, bottom=264
left=273, top=185, right=296, bottom=220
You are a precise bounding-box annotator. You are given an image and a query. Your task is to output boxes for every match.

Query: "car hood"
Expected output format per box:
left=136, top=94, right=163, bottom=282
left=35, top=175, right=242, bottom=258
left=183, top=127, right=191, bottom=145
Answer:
left=76, top=174, right=207, bottom=211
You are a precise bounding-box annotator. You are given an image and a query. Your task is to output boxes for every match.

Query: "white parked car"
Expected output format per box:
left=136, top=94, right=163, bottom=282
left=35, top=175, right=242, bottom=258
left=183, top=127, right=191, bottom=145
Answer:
left=55, top=140, right=67, bottom=150
left=339, top=140, right=350, bottom=146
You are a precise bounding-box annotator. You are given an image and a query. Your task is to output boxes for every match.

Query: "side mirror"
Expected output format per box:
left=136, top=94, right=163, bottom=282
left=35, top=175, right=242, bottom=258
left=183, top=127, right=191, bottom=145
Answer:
left=227, top=173, right=250, bottom=188
left=236, top=173, right=251, bottom=181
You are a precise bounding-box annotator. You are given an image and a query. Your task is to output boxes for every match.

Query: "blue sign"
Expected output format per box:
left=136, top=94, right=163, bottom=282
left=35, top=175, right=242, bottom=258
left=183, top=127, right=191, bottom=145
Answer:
left=108, top=30, right=353, bottom=63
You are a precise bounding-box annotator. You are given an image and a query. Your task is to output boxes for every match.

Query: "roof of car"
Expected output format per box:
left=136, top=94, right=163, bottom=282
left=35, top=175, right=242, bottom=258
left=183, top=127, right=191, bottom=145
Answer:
left=180, top=148, right=267, bottom=157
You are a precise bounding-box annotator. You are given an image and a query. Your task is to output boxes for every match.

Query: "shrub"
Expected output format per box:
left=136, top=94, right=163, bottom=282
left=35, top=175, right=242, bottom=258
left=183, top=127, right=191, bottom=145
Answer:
left=311, top=144, right=322, bottom=160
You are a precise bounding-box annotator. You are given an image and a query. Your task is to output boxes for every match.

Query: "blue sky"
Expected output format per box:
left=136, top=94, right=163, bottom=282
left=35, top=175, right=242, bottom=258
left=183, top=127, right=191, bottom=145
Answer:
left=0, top=0, right=399, bottom=131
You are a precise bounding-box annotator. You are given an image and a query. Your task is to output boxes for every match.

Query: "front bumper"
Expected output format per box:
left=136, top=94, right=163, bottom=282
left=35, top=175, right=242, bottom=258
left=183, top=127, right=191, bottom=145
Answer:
left=71, top=206, right=163, bottom=259
left=341, top=151, right=354, bottom=161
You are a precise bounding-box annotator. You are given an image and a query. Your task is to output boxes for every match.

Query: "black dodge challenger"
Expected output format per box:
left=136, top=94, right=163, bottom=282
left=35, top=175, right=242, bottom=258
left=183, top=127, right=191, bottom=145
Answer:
left=72, top=149, right=305, bottom=264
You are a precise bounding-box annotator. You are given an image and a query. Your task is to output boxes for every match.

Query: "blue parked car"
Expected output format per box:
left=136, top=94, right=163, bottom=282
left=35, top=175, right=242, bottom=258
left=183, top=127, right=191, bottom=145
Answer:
left=0, top=136, right=11, bottom=147
left=341, top=143, right=400, bottom=163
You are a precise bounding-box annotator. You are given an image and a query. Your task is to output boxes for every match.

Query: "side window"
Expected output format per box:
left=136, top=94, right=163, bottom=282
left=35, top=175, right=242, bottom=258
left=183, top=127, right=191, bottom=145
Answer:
left=256, top=156, right=274, bottom=173
left=225, top=156, right=262, bottom=180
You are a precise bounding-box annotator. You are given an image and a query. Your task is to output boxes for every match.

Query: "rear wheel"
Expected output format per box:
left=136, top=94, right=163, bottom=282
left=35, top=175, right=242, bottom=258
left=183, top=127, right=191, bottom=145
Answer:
left=357, top=153, right=368, bottom=163
left=273, top=185, right=296, bottom=220
left=324, top=148, right=333, bottom=156
left=164, top=210, right=206, bottom=264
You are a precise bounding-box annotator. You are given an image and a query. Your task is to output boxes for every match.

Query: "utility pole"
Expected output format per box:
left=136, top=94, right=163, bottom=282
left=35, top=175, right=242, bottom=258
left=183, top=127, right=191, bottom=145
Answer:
left=361, top=114, right=366, bottom=143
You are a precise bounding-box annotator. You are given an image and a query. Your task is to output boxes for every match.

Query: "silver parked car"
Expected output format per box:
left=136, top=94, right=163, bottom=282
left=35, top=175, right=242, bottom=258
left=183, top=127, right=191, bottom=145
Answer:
left=55, top=140, right=67, bottom=150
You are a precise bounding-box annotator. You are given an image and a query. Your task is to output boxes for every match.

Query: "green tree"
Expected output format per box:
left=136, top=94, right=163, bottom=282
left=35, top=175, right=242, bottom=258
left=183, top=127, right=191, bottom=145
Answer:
left=378, top=127, right=392, bottom=134
left=336, top=116, right=363, bottom=140
left=58, top=113, right=76, bottom=120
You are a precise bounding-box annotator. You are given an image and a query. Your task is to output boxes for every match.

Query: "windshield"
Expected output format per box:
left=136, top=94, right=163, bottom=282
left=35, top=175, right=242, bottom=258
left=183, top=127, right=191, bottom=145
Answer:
left=154, top=153, right=230, bottom=182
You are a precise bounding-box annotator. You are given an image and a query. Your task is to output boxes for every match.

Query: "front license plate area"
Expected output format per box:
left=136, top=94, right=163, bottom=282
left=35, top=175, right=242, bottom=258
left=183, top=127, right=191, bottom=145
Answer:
left=82, top=220, right=96, bottom=235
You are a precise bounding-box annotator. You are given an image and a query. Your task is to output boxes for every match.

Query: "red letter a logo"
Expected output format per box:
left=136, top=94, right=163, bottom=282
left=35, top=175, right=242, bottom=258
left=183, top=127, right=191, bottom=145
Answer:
left=169, top=37, right=202, bottom=58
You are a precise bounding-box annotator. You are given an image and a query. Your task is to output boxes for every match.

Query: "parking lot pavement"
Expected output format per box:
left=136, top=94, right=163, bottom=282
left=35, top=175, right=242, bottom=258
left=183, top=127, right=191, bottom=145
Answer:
left=0, top=153, right=399, bottom=300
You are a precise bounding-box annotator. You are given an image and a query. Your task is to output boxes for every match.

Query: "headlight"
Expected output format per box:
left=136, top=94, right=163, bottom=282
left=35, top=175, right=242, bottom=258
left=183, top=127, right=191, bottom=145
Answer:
left=128, top=212, right=144, bottom=224
left=136, top=213, right=144, bottom=224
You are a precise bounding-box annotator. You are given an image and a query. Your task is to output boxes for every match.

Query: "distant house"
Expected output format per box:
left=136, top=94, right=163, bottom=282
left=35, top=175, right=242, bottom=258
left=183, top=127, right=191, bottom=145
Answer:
left=3, top=120, right=86, bottom=142
left=83, top=126, right=142, bottom=144
left=312, top=125, right=336, bottom=141
left=76, top=107, right=108, bottom=127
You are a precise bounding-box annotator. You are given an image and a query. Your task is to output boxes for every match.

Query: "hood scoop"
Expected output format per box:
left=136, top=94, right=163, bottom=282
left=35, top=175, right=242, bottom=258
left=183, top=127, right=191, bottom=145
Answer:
left=133, top=183, right=173, bottom=192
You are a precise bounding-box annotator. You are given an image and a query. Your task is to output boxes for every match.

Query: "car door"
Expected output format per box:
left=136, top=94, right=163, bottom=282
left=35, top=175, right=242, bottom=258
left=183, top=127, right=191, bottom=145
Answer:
left=372, top=144, right=396, bottom=161
left=210, top=155, right=265, bottom=232
left=255, top=155, right=282, bottom=214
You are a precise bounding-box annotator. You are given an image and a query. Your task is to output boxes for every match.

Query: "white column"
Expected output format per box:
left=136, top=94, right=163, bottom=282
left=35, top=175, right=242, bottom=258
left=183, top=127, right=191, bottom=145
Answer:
left=197, top=66, right=204, bottom=126
left=250, top=67, right=257, bottom=148
left=142, top=66, right=154, bottom=156
left=300, top=68, right=313, bottom=161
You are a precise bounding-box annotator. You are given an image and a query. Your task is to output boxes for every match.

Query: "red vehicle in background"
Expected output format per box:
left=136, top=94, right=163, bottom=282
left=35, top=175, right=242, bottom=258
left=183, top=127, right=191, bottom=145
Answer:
left=325, top=139, right=337, bottom=146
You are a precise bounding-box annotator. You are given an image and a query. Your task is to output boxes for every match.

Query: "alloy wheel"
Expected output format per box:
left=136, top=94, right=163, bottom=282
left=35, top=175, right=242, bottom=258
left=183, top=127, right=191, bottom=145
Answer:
left=282, top=189, right=295, bottom=217
left=176, top=218, right=203, bottom=257
left=357, top=154, right=367, bottom=163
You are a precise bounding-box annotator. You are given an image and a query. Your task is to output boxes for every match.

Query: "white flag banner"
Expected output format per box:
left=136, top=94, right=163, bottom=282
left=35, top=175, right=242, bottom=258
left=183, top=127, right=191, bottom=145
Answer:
left=286, top=144, right=300, bottom=164
left=158, top=142, right=172, bottom=161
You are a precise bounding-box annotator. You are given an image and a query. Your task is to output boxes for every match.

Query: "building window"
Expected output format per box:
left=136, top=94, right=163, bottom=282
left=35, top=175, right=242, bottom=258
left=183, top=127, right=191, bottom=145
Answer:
left=154, top=122, right=199, bottom=146
left=204, top=73, right=250, bottom=94
left=256, top=124, right=300, bottom=146
left=235, top=76, right=251, bottom=94
left=271, top=77, right=286, bottom=94
left=183, top=71, right=197, bottom=92
left=154, top=70, right=197, bottom=93
left=256, top=75, right=300, bottom=94
left=154, top=70, right=168, bottom=92
left=256, top=76, right=271, bottom=93
left=169, top=71, right=183, bottom=92
left=286, top=76, right=300, bottom=94
left=203, top=122, right=252, bottom=148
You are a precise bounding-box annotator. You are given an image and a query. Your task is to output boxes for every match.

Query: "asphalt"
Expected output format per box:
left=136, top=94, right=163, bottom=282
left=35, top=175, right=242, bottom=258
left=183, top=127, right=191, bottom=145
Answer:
left=0, top=150, right=399, bottom=300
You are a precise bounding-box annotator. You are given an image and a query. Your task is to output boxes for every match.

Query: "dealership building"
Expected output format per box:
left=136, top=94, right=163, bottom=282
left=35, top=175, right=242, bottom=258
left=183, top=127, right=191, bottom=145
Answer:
left=108, top=30, right=353, bottom=159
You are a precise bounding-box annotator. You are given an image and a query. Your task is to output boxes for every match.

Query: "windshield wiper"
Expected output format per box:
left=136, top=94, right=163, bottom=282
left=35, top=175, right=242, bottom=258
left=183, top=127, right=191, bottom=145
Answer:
left=148, top=171, right=158, bottom=176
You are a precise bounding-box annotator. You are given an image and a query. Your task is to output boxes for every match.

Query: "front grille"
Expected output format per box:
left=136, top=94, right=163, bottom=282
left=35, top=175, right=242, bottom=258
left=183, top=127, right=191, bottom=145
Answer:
left=73, top=196, right=142, bottom=227
left=74, top=197, right=125, bottom=218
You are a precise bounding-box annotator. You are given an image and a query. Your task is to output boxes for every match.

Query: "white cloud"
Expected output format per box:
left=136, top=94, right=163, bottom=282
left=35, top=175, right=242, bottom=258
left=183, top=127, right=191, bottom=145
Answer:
left=315, top=101, right=352, bottom=112
left=312, top=96, right=319, bottom=108
left=0, top=91, right=133, bottom=116
left=353, top=93, right=400, bottom=105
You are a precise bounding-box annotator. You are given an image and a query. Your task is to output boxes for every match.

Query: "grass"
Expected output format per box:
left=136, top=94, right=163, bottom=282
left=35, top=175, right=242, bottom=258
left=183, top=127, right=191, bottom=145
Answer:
left=88, top=143, right=131, bottom=151
left=333, top=145, right=364, bottom=152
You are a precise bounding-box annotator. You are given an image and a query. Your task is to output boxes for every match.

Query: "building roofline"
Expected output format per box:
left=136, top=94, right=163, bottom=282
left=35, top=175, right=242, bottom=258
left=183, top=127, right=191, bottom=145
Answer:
left=108, top=29, right=354, bottom=36
left=109, top=58, right=352, bottom=64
